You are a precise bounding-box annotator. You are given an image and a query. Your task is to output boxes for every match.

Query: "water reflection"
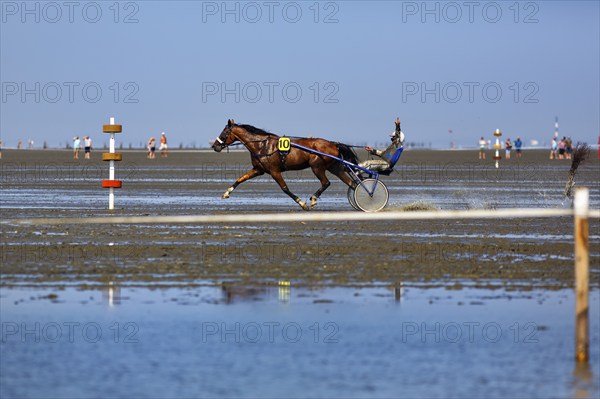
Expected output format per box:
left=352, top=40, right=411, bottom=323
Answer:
left=101, top=282, right=121, bottom=307
left=219, top=282, right=292, bottom=304
left=393, top=284, right=402, bottom=303
left=278, top=282, right=291, bottom=304
left=216, top=281, right=404, bottom=304
left=95, top=282, right=401, bottom=307
left=572, top=362, right=596, bottom=399
left=221, top=284, right=265, bottom=304
left=1, top=286, right=598, bottom=398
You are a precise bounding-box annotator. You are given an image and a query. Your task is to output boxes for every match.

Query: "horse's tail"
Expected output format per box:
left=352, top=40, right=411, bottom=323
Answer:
left=336, top=142, right=359, bottom=165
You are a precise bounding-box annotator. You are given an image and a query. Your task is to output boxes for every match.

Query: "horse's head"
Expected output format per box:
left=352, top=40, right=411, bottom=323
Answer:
left=212, top=119, right=238, bottom=152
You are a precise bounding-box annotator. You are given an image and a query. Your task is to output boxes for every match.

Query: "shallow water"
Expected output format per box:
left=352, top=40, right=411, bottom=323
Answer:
left=2, top=151, right=599, bottom=213
left=2, top=150, right=599, bottom=397
left=1, top=286, right=599, bottom=398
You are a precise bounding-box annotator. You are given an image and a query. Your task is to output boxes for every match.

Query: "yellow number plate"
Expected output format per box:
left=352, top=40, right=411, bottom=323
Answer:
left=278, top=137, right=291, bottom=151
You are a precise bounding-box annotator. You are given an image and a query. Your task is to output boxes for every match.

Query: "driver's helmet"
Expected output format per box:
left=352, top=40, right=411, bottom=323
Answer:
left=390, top=130, right=405, bottom=145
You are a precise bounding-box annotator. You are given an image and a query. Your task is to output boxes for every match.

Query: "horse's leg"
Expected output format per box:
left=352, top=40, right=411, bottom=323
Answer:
left=309, top=166, right=331, bottom=209
left=328, top=162, right=358, bottom=189
left=222, top=168, right=264, bottom=199
left=270, top=171, right=309, bottom=211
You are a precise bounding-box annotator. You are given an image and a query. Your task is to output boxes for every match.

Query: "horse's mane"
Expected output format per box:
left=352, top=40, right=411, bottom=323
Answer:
left=238, top=124, right=278, bottom=137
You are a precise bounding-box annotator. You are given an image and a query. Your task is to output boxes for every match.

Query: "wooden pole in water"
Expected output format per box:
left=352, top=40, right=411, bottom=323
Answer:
left=574, top=187, right=589, bottom=363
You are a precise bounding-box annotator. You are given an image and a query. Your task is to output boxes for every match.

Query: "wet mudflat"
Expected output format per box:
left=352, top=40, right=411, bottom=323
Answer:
left=1, top=149, right=598, bottom=289
left=1, top=148, right=599, bottom=398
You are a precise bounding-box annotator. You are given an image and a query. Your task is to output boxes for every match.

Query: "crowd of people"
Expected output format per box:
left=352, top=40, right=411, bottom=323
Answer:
left=147, top=132, right=168, bottom=159
left=478, top=136, right=523, bottom=160
left=68, top=132, right=169, bottom=160
left=549, top=136, right=573, bottom=160
left=72, top=136, right=93, bottom=159
left=477, top=134, right=578, bottom=161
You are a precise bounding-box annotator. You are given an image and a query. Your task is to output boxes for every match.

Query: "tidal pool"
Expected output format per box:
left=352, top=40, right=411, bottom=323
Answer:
left=1, top=285, right=599, bottom=398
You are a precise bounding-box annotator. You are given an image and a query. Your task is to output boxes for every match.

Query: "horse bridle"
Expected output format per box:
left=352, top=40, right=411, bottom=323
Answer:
left=216, top=125, right=273, bottom=151
left=215, top=125, right=234, bottom=149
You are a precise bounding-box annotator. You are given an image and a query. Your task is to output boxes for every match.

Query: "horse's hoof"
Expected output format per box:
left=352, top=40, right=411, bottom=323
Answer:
left=310, top=196, right=318, bottom=209
left=222, top=188, right=233, bottom=199
left=298, top=201, right=309, bottom=211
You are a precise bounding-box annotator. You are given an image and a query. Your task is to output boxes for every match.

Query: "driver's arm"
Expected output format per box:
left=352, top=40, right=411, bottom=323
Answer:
left=365, top=146, right=384, bottom=157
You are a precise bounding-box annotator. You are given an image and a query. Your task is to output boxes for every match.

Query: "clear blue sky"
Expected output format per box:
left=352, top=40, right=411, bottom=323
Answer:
left=1, top=1, right=598, bottom=148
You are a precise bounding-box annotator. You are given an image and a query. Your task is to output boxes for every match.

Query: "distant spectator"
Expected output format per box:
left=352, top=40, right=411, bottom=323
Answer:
left=558, top=137, right=566, bottom=160
left=160, top=132, right=168, bottom=158
left=565, top=136, right=573, bottom=160
left=478, top=137, right=486, bottom=159
left=73, top=136, right=80, bottom=159
left=505, top=138, right=512, bottom=159
left=514, top=137, right=523, bottom=158
left=550, top=137, right=557, bottom=159
left=84, top=136, right=92, bottom=159
left=147, top=137, right=156, bottom=159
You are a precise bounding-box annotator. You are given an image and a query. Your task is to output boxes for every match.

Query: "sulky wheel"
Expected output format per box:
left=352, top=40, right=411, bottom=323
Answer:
left=347, top=186, right=359, bottom=210
left=353, top=178, right=389, bottom=212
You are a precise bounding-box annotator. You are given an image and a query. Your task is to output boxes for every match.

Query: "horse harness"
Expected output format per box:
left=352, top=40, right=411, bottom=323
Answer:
left=219, top=127, right=294, bottom=172
left=248, top=136, right=291, bottom=172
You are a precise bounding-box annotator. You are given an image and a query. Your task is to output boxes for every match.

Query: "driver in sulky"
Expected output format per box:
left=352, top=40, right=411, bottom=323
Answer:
left=359, top=117, right=405, bottom=172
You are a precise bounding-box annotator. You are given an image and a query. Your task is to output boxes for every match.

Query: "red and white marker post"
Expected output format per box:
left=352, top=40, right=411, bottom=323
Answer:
left=101, top=117, right=123, bottom=210
left=493, top=128, right=502, bottom=169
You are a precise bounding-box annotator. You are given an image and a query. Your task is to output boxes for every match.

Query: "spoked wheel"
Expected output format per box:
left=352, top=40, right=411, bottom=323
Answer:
left=347, top=186, right=359, bottom=210
left=353, top=178, right=389, bottom=212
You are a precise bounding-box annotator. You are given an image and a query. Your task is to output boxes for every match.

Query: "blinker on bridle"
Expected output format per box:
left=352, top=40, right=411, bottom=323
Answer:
left=217, top=125, right=233, bottom=147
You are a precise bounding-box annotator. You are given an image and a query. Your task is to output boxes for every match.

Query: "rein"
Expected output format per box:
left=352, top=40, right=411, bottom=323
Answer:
left=248, top=136, right=278, bottom=158
left=227, top=132, right=278, bottom=158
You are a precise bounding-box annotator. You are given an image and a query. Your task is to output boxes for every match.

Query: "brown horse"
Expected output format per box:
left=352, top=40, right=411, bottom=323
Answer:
left=211, top=119, right=358, bottom=210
